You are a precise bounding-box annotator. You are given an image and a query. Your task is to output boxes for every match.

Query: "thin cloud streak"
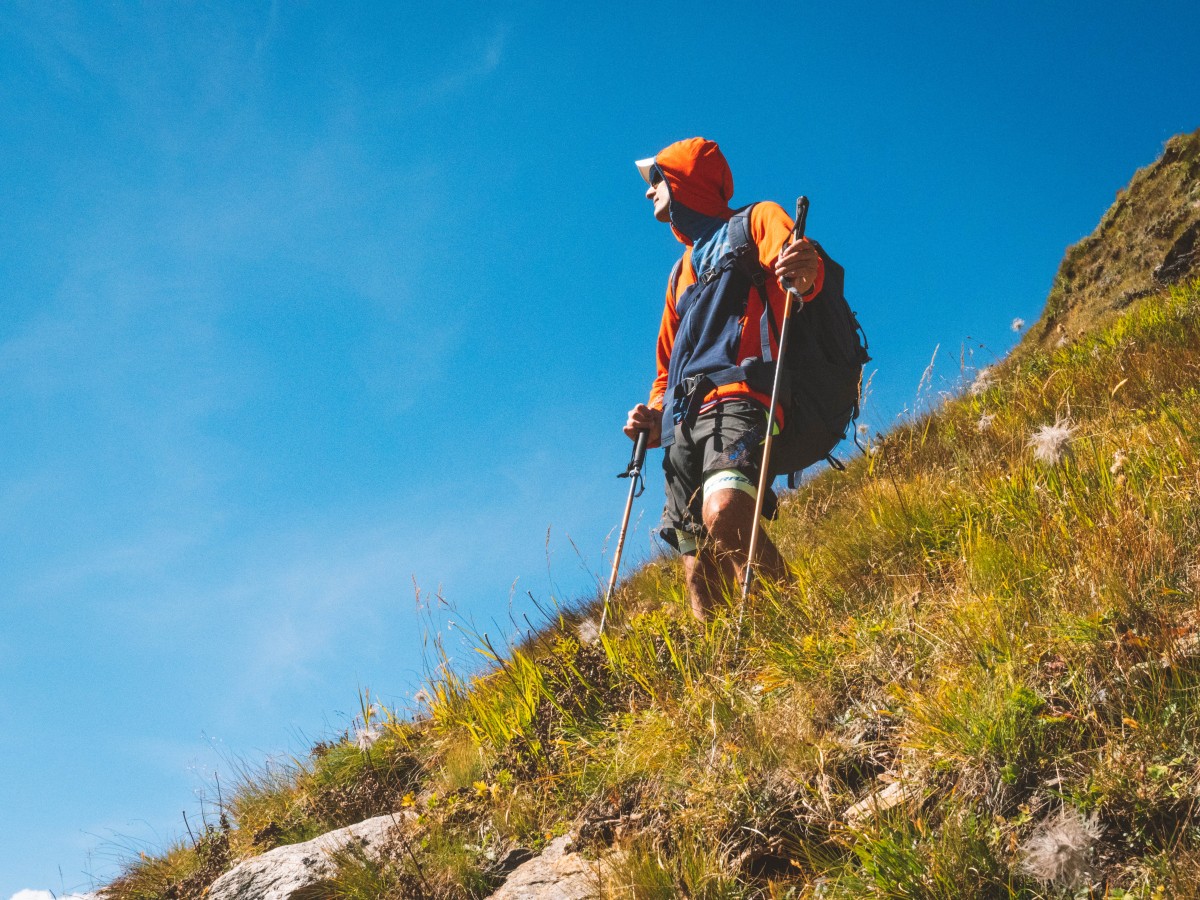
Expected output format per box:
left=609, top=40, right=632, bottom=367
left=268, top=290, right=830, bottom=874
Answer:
left=251, top=0, right=281, bottom=68
left=414, top=24, right=508, bottom=106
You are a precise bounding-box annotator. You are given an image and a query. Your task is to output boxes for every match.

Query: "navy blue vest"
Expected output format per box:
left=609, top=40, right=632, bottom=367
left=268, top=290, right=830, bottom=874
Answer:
left=661, top=209, right=770, bottom=448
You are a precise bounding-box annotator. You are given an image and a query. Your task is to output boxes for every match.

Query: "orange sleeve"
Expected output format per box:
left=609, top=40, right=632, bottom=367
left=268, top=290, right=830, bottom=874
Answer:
left=648, top=254, right=695, bottom=410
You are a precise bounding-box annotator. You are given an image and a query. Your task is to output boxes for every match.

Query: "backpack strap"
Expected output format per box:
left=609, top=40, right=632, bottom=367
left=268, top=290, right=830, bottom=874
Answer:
left=727, top=205, right=778, bottom=362
left=668, top=256, right=684, bottom=302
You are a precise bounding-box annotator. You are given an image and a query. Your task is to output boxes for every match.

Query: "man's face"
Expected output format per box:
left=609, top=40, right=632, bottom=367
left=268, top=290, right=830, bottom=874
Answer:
left=646, top=167, right=671, bottom=223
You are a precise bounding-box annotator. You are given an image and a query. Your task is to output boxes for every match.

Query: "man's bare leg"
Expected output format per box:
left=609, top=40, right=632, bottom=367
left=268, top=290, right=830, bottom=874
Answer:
left=681, top=548, right=731, bottom=621
left=702, top=488, right=788, bottom=591
left=680, top=488, right=788, bottom=621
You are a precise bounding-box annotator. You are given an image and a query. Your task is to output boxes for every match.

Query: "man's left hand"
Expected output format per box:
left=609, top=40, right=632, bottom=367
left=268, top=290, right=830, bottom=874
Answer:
left=774, top=239, right=819, bottom=296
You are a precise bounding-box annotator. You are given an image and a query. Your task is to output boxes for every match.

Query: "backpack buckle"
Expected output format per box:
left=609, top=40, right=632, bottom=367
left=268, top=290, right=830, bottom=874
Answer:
left=671, top=375, right=715, bottom=431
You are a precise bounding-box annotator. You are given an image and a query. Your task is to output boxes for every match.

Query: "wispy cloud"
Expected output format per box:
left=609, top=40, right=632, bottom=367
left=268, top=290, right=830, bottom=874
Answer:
left=10, top=891, right=93, bottom=900
left=0, top=3, right=104, bottom=92
left=415, top=24, right=508, bottom=105
left=251, top=0, right=281, bottom=67
left=4, top=4, right=257, bottom=114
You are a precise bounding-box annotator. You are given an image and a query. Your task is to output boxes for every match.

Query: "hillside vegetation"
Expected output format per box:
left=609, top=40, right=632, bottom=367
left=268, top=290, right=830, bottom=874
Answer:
left=104, top=130, right=1200, bottom=899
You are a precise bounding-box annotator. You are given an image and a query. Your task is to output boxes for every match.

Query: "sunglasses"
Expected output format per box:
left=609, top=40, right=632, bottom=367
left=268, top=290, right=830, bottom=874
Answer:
left=649, top=165, right=665, bottom=188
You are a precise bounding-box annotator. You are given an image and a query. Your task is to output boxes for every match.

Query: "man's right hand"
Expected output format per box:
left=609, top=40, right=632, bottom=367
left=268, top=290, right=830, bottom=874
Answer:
left=775, top=238, right=820, bottom=296
left=624, top=404, right=663, bottom=448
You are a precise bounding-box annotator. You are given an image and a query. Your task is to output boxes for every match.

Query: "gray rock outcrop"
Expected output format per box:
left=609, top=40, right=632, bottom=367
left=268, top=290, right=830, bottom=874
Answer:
left=207, top=813, right=410, bottom=900
left=486, top=834, right=608, bottom=900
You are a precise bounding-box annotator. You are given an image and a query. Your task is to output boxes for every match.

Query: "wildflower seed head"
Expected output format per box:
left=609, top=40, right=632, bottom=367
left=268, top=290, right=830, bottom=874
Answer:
left=1110, top=449, right=1128, bottom=475
left=1020, top=809, right=1102, bottom=887
left=1028, top=418, right=1075, bottom=465
left=1012, top=317, right=1026, bottom=332
left=576, top=616, right=600, bottom=645
left=412, top=689, right=432, bottom=706
left=976, top=412, right=996, bottom=433
left=970, top=366, right=996, bottom=397
left=354, top=721, right=383, bottom=751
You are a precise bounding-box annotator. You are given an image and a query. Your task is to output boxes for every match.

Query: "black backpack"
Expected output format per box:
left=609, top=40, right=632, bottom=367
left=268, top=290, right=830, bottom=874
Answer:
left=691, top=205, right=870, bottom=485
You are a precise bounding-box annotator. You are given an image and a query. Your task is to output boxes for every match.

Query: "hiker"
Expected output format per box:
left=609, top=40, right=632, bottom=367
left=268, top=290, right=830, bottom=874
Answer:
left=624, top=137, right=822, bottom=621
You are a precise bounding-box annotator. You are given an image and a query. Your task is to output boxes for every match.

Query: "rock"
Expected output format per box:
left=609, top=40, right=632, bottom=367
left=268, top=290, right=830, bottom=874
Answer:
left=493, top=845, right=537, bottom=874
left=207, top=812, right=411, bottom=900
left=1155, top=219, right=1200, bottom=284
left=486, top=834, right=612, bottom=900
left=844, top=777, right=922, bottom=826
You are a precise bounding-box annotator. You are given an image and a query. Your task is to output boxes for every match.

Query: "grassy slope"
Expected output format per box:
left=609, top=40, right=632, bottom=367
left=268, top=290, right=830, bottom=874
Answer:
left=104, top=141, right=1200, bottom=899
left=1034, top=129, right=1200, bottom=351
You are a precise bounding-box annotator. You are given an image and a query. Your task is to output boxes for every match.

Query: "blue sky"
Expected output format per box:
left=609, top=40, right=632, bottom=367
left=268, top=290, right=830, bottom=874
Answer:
left=1, top=1, right=1197, bottom=894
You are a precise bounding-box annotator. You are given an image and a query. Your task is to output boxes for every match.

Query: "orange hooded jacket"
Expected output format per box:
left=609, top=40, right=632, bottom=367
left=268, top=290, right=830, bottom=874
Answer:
left=645, top=138, right=824, bottom=430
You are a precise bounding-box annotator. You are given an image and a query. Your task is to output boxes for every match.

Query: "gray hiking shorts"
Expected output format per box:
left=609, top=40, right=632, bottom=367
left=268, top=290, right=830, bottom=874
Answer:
left=659, top=399, right=778, bottom=554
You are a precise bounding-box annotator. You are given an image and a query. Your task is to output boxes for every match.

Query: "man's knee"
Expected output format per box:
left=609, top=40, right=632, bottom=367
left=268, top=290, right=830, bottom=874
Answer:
left=701, top=484, right=756, bottom=547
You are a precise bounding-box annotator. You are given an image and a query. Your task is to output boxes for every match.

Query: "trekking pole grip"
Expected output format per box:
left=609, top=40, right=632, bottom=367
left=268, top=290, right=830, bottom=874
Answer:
left=793, top=195, right=809, bottom=240
left=783, top=196, right=810, bottom=300
left=619, top=430, right=649, bottom=478
left=631, top=430, right=649, bottom=471
left=618, top=429, right=649, bottom=497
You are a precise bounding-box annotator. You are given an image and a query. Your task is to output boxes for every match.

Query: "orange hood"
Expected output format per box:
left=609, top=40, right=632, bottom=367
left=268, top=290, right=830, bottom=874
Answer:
left=654, top=137, right=735, bottom=245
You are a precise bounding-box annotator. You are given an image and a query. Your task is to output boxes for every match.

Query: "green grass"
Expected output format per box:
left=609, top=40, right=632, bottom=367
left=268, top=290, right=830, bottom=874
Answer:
left=102, top=281, right=1200, bottom=899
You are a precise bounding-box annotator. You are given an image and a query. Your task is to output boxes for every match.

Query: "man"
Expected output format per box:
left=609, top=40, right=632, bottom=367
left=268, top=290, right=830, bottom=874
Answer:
left=624, top=137, right=822, bottom=621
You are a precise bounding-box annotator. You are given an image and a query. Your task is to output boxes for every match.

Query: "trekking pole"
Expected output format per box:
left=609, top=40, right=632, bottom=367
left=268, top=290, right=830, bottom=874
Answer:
left=599, top=429, right=649, bottom=634
left=740, top=196, right=810, bottom=607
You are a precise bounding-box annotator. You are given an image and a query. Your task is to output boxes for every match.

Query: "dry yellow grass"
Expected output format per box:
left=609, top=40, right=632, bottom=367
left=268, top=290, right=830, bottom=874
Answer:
left=102, top=131, right=1200, bottom=899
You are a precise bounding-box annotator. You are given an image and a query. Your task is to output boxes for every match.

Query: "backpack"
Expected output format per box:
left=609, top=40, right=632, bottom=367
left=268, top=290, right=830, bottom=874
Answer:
left=663, top=204, right=870, bottom=486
